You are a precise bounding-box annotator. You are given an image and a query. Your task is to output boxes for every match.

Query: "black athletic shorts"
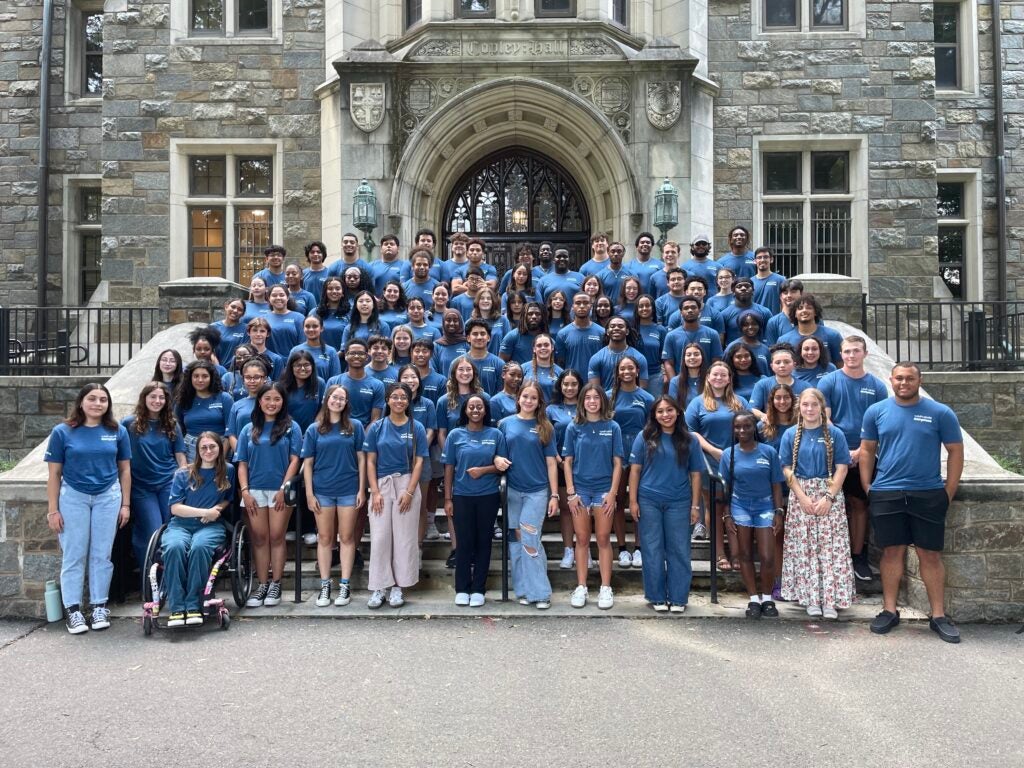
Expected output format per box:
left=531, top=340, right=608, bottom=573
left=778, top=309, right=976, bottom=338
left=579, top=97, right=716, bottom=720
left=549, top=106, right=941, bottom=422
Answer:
left=868, top=488, right=949, bottom=551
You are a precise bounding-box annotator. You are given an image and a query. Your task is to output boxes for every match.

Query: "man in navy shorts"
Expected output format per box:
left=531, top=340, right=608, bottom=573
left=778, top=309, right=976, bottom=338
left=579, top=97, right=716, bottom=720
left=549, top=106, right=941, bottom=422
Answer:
left=859, top=362, right=964, bottom=643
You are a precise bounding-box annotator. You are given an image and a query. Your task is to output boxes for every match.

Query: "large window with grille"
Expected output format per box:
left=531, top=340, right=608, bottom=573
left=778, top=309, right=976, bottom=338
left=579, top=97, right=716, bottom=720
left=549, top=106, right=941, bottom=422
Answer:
left=937, top=181, right=967, bottom=299
left=761, top=150, right=853, bottom=277
left=185, top=153, right=275, bottom=284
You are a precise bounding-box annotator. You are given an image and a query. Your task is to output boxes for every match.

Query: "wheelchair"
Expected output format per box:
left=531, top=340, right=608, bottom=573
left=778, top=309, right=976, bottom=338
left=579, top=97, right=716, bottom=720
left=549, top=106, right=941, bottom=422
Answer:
left=141, top=518, right=253, bottom=635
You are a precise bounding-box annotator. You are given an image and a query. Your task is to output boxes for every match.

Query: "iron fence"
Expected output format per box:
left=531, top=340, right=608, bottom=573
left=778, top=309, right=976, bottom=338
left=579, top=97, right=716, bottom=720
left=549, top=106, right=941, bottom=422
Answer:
left=863, top=299, right=1024, bottom=371
left=1, top=306, right=161, bottom=376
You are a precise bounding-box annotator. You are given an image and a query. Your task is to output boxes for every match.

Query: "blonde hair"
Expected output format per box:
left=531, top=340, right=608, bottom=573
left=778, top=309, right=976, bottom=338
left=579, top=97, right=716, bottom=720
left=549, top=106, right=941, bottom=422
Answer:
left=790, top=388, right=833, bottom=479
left=517, top=382, right=554, bottom=445
left=701, top=361, right=743, bottom=413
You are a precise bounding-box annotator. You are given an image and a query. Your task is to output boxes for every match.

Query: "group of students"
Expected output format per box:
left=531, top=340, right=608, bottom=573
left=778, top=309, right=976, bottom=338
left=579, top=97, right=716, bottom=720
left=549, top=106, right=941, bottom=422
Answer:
left=43, top=225, right=965, bottom=641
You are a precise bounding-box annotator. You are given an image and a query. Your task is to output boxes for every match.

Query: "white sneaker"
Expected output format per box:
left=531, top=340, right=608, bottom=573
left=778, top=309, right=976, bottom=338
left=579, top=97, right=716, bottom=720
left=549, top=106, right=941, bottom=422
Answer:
left=559, top=547, right=575, bottom=569
left=389, top=587, right=404, bottom=608
left=692, top=522, right=708, bottom=540
left=618, top=550, right=632, bottom=568
left=334, top=583, right=351, bottom=606
left=66, top=610, right=89, bottom=634
left=631, top=550, right=643, bottom=568
left=823, top=606, right=839, bottom=620
left=285, top=531, right=296, bottom=542
left=570, top=585, right=588, bottom=608
left=518, top=597, right=531, bottom=605
left=90, top=605, right=111, bottom=630
left=806, top=605, right=823, bottom=618
left=425, top=520, right=440, bottom=540
left=652, top=602, right=669, bottom=612
left=669, top=604, right=686, bottom=614
left=315, top=582, right=331, bottom=607
left=302, top=532, right=318, bottom=546
left=469, top=593, right=485, bottom=607
left=597, top=585, right=614, bottom=610
left=367, top=589, right=386, bottom=609
left=455, top=592, right=470, bottom=606
left=536, top=600, right=551, bottom=610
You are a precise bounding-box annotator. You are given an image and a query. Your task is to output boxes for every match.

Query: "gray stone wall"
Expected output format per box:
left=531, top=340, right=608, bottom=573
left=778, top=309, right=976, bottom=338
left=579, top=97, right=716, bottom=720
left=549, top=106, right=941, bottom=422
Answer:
left=0, top=375, right=108, bottom=463
left=922, top=371, right=1024, bottom=464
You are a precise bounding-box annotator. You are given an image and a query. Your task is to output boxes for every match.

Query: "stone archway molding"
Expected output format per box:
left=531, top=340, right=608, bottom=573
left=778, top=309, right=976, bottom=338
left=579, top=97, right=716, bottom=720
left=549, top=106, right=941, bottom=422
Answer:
left=389, top=76, right=642, bottom=244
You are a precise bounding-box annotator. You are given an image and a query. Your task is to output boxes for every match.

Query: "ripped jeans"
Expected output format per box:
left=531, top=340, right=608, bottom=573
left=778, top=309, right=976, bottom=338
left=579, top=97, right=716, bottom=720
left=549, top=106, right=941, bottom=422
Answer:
left=507, top=487, right=552, bottom=602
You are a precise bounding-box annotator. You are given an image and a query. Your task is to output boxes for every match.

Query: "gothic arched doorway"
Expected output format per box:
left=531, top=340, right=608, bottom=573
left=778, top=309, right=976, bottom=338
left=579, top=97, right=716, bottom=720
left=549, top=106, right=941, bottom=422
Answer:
left=442, top=147, right=592, bottom=275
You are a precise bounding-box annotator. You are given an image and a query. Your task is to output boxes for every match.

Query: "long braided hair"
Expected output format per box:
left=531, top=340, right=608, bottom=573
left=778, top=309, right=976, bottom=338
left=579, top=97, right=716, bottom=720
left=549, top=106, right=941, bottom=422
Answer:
left=790, top=388, right=833, bottom=479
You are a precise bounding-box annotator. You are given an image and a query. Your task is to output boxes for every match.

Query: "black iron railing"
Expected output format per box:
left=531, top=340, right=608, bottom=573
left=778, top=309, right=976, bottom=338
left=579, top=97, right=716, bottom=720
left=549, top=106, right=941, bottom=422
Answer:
left=0, top=306, right=161, bottom=376
left=862, top=299, right=1024, bottom=371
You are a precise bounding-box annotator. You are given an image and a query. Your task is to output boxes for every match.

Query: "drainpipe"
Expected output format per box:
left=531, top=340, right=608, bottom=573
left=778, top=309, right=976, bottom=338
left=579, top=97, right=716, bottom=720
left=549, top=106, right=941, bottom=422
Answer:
left=993, top=0, right=1007, bottom=305
left=36, top=0, right=54, bottom=308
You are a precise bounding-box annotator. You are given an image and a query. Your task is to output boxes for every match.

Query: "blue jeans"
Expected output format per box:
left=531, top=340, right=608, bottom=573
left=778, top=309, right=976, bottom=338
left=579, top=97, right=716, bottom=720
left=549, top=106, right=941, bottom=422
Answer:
left=507, top=487, right=552, bottom=602
left=131, top=484, right=172, bottom=573
left=637, top=493, right=693, bottom=605
left=58, top=482, right=121, bottom=608
left=160, top=519, right=228, bottom=612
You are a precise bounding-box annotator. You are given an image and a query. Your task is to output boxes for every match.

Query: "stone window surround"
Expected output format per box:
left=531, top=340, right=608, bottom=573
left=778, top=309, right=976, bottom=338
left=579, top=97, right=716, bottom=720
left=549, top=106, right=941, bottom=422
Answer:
left=61, top=175, right=103, bottom=306
left=936, top=168, right=982, bottom=302
left=168, top=139, right=284, bottom=283
left=751, top=134, right=867, bottom=285
left=752, top=0, right=866, bottom=39
left=934, top=0, right=979, bottom=98
left=170, top=0, right=283, bottom=44
left=63, top=0, right=104, bottom=105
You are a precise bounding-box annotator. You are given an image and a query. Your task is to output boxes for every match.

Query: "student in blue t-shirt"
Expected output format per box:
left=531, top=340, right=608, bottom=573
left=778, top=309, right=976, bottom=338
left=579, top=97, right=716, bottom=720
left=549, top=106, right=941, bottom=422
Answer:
left=587, top=316, right=649, bottom=391
left=325, top=339, right=386, bottom=426
left=161, top=433, right=235, bottom=627
left=498, top=382, right=559, bottom=608
left=175, top=361, right=234, bottom=459
left=488, top=363, right=522, bottom=425
left=859, top=363, right=964, bottom=642
left=442, top=394, right=508, bottom=607
left=724, top=343, right=764, bottom=401
left=546, top=369, right=584, bottom=569
left=720, top=411, right=785, bottom=619
left=779, top=388, right=853, bottom=620
left=628, top=396, right=704, bottom=612
left=290, top=314, right=342, bottom=383
left=188, top=326, right=228, bottom=379
left=748, top=344, right=811, bottom=418
left=396, top=365, right=438, bottom=541
left=562, top=383, right=624, bottom=611
left=520, top=333, right=562, bottom=403
left=264, top=285, right=307, bottom=357
left=124, top=383, right=187, bottom=573
left=235, top=382, right=303, bottom=610
left=245, top=317, right=285, bottom=380
left=341, top=291, right=391, bottom=350
left=210, top=298, right=250, bottom=364
left=793, top=336, right=836, bottom=385
left=45, top=384, right=132, bottom=634
left=284, top=263, right=318, bottom=316
left=301, top=384, right=366, bottom=609
left=226, top=357, right=271, bottom=451
left=777, top=295, right=844, bottom=366
left=556, top=294, right=605, bottom=374
left=280, top=351, right=324, bottom=433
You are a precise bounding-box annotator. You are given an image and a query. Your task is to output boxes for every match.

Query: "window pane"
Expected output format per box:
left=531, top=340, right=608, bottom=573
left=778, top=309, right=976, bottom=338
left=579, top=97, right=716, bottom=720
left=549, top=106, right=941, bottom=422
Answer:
left=191, top=0, right=224, bottom=32
left=937, top=182, right=964, bottom=219
left=406, top=0, right=422, bottom=27
left=811, top=0, right=845, bottom=28
left=236, top=208, right=273, bottom=285
left=190, top=207, right=225, bottom=278
left=934, top=3, right=959, bottom=44
left=504, top=164, right=529, bottom=232
left=764, top=0, right=797, bottom=27
left=763, top=203, right=803, bottom=278
left=80, top=188, right=101, bottom=223
left=458, top=0, right=493, bottom=15
left=190, top=157, right=226, bottom=196
left=84, top=12, right=103, bottom=51
left=238, top=157, right=273, bottom=197
left=81, top=234, right=102, bottom=304
left=811, top=152, right=849, bottom=194
left=938, top=226, right=965, bottom=298
left=537, top=0, right=574, bottom=15
left=83, top=13, right=103, bottom=95
left=612, top=0, right=627, bottom=24
left=935, top=46, right=959, bottom=89
left=237, top=0, right=269, bottom=31
left=811, top=202, right=852, bottom=275
left=763, top=153, right=801, bottom=194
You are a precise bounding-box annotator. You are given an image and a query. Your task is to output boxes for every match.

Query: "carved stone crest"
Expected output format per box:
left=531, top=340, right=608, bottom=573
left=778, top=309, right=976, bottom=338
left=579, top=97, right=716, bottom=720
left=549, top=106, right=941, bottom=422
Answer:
left=646, top=81, right=681, bottom=130
left=594, top=77, right=630, bottom=114
left=350, top=83, right=385, bottom=133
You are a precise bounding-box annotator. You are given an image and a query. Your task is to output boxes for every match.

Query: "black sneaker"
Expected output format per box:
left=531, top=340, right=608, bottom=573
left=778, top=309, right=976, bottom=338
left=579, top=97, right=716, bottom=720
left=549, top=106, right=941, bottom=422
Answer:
left=929, top=615, right=961, bottom=644
left=745, top=601, right=762, bottom=619
left=246, top=582, right=270, bottom=608
left=263, top=581, right=282, bottom=607
left=445, top=550, right=457, bottom=569
left=760, top=600, right=779, bottom=618
left=66, top=609, right=89, bottom=635
left=852, top=554, right=873, bottom=582
left=870, top=609, right=900, bottom=635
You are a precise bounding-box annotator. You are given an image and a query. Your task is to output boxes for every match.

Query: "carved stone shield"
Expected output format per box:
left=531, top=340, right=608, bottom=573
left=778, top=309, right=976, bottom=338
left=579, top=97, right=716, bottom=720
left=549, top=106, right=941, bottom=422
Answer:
left=350, top=83, right=385, bottom=133
left=646, top=81, right=681, bottom=130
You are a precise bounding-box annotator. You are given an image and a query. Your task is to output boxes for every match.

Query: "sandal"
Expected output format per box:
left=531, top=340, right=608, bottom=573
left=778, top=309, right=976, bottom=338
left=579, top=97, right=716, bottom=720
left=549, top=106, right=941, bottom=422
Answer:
left=716, top=556, right=732, bottom=572
left=745, top=601, right=762, bottom=619
left=760, top=600, right=779, bottom=618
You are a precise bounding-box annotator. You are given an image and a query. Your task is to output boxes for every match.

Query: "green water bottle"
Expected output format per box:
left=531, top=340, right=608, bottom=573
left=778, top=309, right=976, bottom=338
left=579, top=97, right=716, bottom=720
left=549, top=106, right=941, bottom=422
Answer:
left=44, top=580, right=63, bottom=623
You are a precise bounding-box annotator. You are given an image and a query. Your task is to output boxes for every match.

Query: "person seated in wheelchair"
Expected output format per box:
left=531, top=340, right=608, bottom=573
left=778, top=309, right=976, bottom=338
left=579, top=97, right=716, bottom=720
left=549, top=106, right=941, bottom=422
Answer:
left=163, top=431, right=236, bottom=627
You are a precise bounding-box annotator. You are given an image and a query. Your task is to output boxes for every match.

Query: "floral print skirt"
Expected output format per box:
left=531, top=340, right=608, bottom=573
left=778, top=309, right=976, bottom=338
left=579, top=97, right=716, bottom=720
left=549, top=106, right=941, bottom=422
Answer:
left=780, top=476, right=855, bottom=609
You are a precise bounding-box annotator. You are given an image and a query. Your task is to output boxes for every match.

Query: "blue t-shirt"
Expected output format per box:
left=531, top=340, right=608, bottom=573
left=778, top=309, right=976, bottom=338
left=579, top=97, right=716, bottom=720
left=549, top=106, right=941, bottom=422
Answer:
left=489, top=392, right=518, bottom=425
left=409, top=323, right=441, bottom=343
left=324, top=373, right=386, bottom=427
left=254, top=268, right=286, bottom=288
left=287, top=379, right=325, bottom=432
left=264, top=311, right=306, bottom=356
left=662, top=326, right=724, bottom=371
left=498, top=416, right=558, bottom=493
left=705, top=294, right=733, bottom=315
left=733, top=372, right=763, bottom=401
left=537, top=271, right=583, bottom=302
left=449, top=293, right=477, bottom=322
left=608, top=386, right=655, bottom=446
left=861, top=398, right=962, bottom=491
left=326, top=257, right=371, bottom=279
left=561, top=419, right=624, bottom=496
left=466, top=352, right=505, bottom=396
left=818, top=369, right=887, bottom=448
left=719, top=303, right=773, bottom=345
left=447, top=261, right=498, bottom=284
left=679, top=258, right=719, bottom=286
left=226, top=397, right=257, bottom=439
left=417, top=370, right=447, bottom=406
left=210, top=321, right=248, bottom=363
left=793, top=364, right=836, bottom=385
left=498, top=329, right=538, bottom=365
left=748, top=376, right=810, bottom=412
left=598, top=267, right=631, bottom=304
left=684, top=395, right=750, bottom=451
left=234, top=420, right=302, bottom=491
left=752, top=273, right=786, bottom=314
left=765, top=312, right=795, bottom=345
left=242, top=300, right=270, bottom=324
left=363, top=417, right=429, bottom=477
left=715, top=252, right=756, bottom=278
left=626, top=258, right=663, bottom=295
left=779, top=424, right=851, bottom=479
left=318, top=312, right=349, bottom=350
left=778, top=326, right=845, bottom=367
left=402, top=278, right=440, bottom=306
left=300, top=421, right=365, bottom=497
left=668, top=375, right=703, bottom=408
left=435, top=392, right=492, bottom=433
left=45, top=422, right=132, bottom=495
left=432, top=341, right=471, bottom=377
left=556, top=323, right=605, bottom=374
left=578, top=258, right=610, bottom=278
left=367, top=365, right=400, bottom=390
left=628, top=432, right=704, bottom=503
left=654, top=293, right=686, bottom=326
left=520, top=362, right=562, bottom=402
left=168, top=465, right=235, bottom=509
left=724, top=339, right=771, bottom=376
left=634, top=323, right=667, bottom=377
left=175, top=392, right=234, bottom=438
left=546, top=402, right=576, bottom=459
left=121, top=416, right=186, bottom=491
left=410, top=396, right=438, bottom=432
left=340, top=320, right=391, bottom=350
left=288, top=289, right=319, bottom=316
left=587, top=346, right=649, bottom=389
left=302, top=266, right=330, bottom=299
left=379, top=309, right=409, bottom=327
left=442, top=426, right=507, bottom=496
left=290, top=342, right=342, bottom=382
left=370, top=259, right=412, bottom=295
left=719, top=443, right=784, bottom=500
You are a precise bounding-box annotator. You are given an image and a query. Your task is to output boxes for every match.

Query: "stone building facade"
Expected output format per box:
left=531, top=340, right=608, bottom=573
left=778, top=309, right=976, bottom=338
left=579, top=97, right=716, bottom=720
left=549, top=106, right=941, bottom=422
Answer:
left=0, top=0, right=1020, bottom=306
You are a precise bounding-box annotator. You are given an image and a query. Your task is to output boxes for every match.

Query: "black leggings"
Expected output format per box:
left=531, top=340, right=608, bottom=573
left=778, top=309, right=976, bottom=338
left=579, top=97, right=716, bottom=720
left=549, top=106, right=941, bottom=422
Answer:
left=453, top=493, right=500, bottom=594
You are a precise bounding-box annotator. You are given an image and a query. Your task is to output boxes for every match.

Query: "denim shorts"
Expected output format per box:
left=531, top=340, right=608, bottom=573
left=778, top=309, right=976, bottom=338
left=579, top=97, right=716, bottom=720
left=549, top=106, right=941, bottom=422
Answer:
left=314, top=493, right=357, bottom=508
left=729, top=496, right=775, bottom=528
left=248, top=488, right=278, bottom=507
left=577, top=490, right=611, bottom=510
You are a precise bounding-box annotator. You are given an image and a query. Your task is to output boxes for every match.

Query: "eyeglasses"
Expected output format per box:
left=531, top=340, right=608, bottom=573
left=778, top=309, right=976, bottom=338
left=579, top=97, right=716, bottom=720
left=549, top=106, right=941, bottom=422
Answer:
left=198, top=445, right=220, bottom=452
left=243, top=375, right=265, bottom=382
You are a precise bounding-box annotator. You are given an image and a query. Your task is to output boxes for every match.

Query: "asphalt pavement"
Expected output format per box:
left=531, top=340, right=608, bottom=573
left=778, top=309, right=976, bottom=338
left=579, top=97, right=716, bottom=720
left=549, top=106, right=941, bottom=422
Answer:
left=1, top=617, right=1022, bottom=767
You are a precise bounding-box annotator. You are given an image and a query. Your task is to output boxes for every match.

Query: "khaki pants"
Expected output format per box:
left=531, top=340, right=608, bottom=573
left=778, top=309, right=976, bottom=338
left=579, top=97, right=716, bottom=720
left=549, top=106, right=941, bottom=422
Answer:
left=368, top=473, right=422, bottom=591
